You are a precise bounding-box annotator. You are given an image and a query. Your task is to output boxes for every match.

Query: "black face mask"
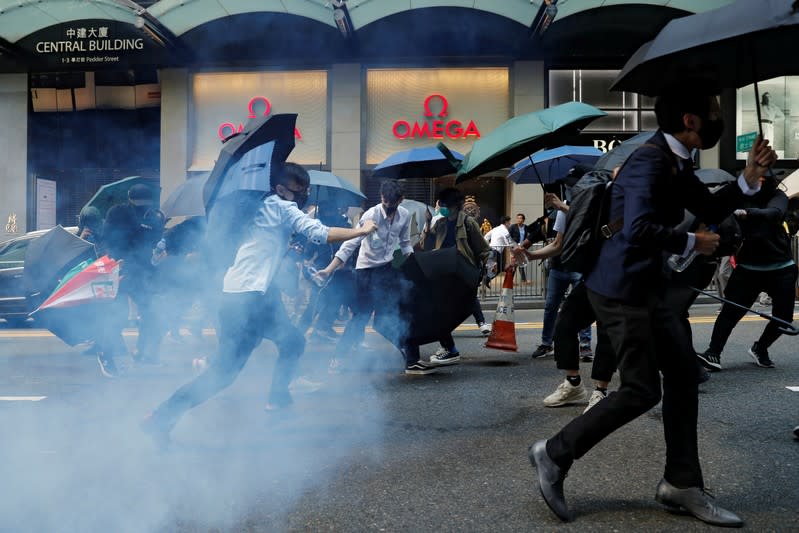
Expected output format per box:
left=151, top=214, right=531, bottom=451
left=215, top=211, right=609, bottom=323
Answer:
left=698, top=117, right=724, bottom=149
left=292, top=191, right=309, bottom=210
left=384, top=206, right=398, bottom=216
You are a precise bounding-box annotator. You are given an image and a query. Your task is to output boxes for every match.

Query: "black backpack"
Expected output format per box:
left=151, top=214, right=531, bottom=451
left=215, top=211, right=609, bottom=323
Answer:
left=558, top=168, right=620, bottom=274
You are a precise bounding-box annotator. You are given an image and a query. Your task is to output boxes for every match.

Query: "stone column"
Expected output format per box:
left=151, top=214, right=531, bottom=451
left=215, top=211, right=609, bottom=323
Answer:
left=0, top=74, right=28, bottom=236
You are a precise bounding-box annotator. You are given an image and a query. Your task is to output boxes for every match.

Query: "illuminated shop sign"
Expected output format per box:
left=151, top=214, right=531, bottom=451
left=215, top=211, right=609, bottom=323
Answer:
left=392, top=94, right=481, bottom=140
left=217, top=96, right=303, bottom=141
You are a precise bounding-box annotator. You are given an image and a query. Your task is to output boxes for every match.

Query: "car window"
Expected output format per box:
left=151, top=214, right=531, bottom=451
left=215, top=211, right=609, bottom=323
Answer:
left=0, top=239, right=30, bottom=268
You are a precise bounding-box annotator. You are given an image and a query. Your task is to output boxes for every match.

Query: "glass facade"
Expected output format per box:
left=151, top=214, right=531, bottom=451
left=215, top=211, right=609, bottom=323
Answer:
left=549, top=69, right=655, bottom=132
left=736, top=76, right=799, bottom=161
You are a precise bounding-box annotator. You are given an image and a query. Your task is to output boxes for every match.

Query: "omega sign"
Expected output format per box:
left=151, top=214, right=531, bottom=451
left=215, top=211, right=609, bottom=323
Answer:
left=392, top=94, right=481, bottom=140
left=217, top=96, right=303, bottom=141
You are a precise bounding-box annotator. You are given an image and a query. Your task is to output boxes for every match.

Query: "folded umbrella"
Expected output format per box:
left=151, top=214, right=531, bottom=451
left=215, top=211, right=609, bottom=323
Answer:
left=695, top=168, right=736, bottom=186
left=372, top=146, right=464, bottom=179
left=508, top=145, right=603, bottom=185
left=452, top=101, right=606, bottom=183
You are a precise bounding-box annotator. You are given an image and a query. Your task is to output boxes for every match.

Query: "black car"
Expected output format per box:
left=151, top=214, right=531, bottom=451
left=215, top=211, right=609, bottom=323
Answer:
left=0, top=227, right=78, bottom=327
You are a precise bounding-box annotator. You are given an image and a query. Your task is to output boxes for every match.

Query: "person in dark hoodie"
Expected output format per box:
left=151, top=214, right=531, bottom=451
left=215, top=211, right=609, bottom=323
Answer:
left=697, top=175, right=797, bottom=371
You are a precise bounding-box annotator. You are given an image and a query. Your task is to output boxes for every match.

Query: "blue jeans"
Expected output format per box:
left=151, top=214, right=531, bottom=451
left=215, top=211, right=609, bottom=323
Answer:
left=542, top=268, right=591, bottom=347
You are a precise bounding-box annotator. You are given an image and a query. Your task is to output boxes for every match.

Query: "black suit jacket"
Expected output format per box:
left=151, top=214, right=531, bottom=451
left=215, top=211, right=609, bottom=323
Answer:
left=509, top=223, right=530, bottom=244
left=585, top=130, right=746, bottom=304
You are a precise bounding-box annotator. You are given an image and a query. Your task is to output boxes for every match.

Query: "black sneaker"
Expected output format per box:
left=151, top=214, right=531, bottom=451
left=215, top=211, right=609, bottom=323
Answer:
left=405, top=361, right=437, bottom=375
left=748, top=342, right=775, bottom=368
left=429, top=347, right=461, bottom=366
left=696, top=350, right=722, bottom=372
left=579, top=343, right=593, bottom=363
left=793, top=425, right=799, bottom=440
left=97, top=354, right=119, bottom=378
left=531, top=344, right=554, bottom=359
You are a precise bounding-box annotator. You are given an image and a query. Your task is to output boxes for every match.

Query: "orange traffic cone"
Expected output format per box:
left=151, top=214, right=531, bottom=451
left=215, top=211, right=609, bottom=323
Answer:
left=486, top=266, right=518, bottom=351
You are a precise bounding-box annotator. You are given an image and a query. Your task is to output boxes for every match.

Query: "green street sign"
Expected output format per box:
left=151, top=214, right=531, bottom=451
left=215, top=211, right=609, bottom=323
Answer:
left=736, top=131, right=757, bottom=152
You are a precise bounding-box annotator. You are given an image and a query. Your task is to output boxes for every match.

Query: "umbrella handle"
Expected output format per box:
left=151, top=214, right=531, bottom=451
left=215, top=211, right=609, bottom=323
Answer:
left=688, top=285, right=799, bottom=336
left=436, top=142, right=462, bottom=171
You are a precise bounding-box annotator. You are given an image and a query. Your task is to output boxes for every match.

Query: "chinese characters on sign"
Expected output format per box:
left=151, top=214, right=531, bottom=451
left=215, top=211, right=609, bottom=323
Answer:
left=32, top=22, right=145, bottom=66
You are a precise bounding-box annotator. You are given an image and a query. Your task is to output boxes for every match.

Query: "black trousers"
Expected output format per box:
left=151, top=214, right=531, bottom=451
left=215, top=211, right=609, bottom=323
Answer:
left=709, top=264, right=798, bottom=354
left=552, top=282, right=616, bottom=382
left=547, top=289, right=703, bottom=489
left=151, top=288, right=304, bottom=431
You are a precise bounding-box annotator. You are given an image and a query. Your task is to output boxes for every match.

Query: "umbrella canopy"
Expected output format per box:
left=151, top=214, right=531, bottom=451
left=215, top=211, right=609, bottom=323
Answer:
left=161, top=174, right=209, bottom=218
left=452, top=101, right=606, bottom=182
left=611, top=0, right=799, bottom=96
left=373, top=247, right=480, bottom=347
left=22, top=225, right=96, bottom=307
left=308, top=170, right=366, bottom=209
left=203, top=114, right=297, bottom=212
left=83, top=177, right=160, bottom=219
left=34, top=255, right=120, bottom=312
left=400, top=199, right=435, bottom=247
left=372, top=146, right=464, bottom=179
left=594, top=131, right=657, bottom=171
left=780, top=168, right=799, bottom=198
left=508, top=145, right=603, bottom=185
left=695, top=168, right=736, bottom=186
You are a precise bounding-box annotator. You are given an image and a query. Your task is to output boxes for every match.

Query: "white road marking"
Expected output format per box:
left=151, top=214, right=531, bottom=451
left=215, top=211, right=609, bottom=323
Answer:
left=786, top=387, right=799, bottom=392
left=0, top=396, right=46, bottom=401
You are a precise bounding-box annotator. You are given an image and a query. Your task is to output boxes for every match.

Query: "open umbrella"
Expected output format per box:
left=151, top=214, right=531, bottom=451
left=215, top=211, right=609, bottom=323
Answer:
left=450, top=101, right=606, bottom=183
left=611, top=0, right=799, bottom=135
left=32, top=255, right=121, bottom=346
left=593, top=131, right=658, bottom=171
left=372, top=146, right=464, bottom=179
left=203, top=113, right=297, bottom=212
left=83, top=177, right=160, bottom=218
left=308, top=170, right=366, bottom=209
left=508, top=145, right=603, bottom=185
left=373, top=247, right=480, bottom=347
left=161, top=174, right=209, bottom=218
left=22, top=225, right=97, bottom=309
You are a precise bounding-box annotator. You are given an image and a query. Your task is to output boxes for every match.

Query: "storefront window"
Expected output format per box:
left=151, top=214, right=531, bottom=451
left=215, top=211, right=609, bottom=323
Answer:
left=736, top=76, right=798, bottom=160
left=190, top=71, right=328, bottom=170
left=365, top=68, right=510, bottom=165
left=549, top=69, right=654, bottom=133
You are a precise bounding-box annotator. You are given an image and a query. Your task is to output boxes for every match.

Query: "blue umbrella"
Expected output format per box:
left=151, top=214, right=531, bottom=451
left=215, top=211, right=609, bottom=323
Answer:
left=308, top=170, right=366, bottom=208
left=508, top=146, right=603, bottom=185
left=372, top=146, right=464, bottom=179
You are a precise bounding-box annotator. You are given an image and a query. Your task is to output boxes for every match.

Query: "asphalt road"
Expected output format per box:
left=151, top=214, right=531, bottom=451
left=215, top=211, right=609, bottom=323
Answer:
left=0, top=304, right=797, bottom=532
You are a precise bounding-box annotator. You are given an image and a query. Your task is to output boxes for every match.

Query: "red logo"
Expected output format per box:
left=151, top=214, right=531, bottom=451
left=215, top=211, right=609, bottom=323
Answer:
left=217, top=96, right=303, bottom=141
left=392, top=93, right=480, bottom=140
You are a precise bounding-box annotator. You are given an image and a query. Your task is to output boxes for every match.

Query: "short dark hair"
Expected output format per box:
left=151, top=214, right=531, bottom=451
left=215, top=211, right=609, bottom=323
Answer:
left=380, top=180, right=404, bottom=203
left=274, top=162, right=310, bottom=190
left=655, top=91, right=715, bottom=134
left=516, top=213, right=526, bottom=221
left=500, top=215, right=511, bottom=224
left=438, top=187, right=464, bottom=209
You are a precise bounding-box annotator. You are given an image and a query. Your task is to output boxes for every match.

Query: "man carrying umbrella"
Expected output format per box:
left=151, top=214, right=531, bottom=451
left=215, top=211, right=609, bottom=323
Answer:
left=528, top=84, right=777, bottom=526
left=142, top=163, right=376, bottom=443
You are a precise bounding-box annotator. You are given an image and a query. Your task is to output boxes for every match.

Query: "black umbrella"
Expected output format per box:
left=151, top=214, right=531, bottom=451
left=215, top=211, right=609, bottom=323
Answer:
left=203, top=113, right=298, bottom=212
left=611, top=0, right=799, bottom=134
left=373, top=247, right=480, bottom=347
left=22, top=225, right=96, bottom=308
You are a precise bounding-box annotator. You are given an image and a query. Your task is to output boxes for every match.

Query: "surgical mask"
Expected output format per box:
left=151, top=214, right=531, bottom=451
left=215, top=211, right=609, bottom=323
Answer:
left=698, top=117, right=724, bottom=149
left=439, top=207, right=451, bottom=217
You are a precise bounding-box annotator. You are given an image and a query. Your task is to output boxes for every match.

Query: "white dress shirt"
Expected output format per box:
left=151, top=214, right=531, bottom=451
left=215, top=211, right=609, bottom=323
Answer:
left=486, top=223, right=513, bottom=252
left=336, top=204, right=413, bottom=270
left=223, top=195, right=330, bottom=294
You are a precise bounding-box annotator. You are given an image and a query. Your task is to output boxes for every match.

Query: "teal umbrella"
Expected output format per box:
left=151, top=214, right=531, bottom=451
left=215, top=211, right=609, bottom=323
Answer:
left=83, top=176, right=160, bottom=218
left=308, top=170, right=366, bottom=209
left=450, top=101, right=607, bottom=183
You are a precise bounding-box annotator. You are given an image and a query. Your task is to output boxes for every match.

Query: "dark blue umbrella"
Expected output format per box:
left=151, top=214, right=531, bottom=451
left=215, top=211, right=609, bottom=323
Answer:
left=508, top=146, right=603, bottom=185
left=372, top=146, right=464, bottom=179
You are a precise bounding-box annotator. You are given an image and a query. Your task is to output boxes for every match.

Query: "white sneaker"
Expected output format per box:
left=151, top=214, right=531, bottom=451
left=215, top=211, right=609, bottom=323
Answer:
left=583, top=389, right=608, bottom=413
left=479, top=322, right=492, bottom=336
left=289, top=376, right=323, bottom=394
left=543, top=379, right=588, bottom=407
